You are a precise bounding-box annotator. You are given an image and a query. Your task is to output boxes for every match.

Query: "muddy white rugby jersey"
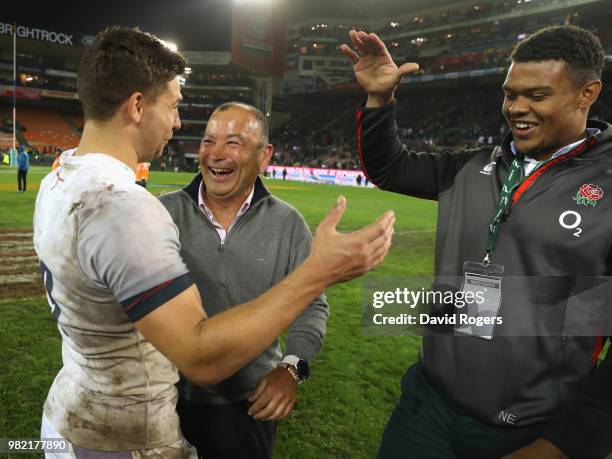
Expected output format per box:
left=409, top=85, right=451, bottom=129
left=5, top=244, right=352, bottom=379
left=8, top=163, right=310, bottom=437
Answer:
left=33, top=150, right=193, bottom=450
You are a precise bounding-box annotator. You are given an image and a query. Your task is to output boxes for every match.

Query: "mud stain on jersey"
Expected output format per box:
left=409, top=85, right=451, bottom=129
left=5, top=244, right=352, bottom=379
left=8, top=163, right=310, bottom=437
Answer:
left=67, top=411, right=96, bottom=431
left=69, top=201, right=84, bottom=215
left=111, top=372, right=124, bottom=387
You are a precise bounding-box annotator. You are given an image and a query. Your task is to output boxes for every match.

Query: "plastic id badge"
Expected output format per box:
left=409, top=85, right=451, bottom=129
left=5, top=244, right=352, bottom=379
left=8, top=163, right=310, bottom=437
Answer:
left=454, top=261, right=504, bottom=340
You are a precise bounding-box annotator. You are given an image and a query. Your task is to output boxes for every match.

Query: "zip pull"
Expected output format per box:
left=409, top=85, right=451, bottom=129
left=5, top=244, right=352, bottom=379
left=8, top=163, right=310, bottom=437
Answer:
left=218, top=240, right=224, bottom=252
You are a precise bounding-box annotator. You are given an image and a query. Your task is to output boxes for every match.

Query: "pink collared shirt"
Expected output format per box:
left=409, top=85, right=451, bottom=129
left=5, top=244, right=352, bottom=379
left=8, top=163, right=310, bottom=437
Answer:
left=198, top=181, right=255, bottom=242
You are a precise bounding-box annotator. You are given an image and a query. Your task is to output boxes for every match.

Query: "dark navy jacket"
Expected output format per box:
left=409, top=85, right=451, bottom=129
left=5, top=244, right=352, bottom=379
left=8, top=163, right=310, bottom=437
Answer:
left=358, top=100, right=612, bottom=459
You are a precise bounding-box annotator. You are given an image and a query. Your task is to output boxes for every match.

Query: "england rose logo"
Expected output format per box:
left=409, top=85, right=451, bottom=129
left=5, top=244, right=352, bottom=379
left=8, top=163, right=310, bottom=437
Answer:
left=573, top=184, right=604, bottom=206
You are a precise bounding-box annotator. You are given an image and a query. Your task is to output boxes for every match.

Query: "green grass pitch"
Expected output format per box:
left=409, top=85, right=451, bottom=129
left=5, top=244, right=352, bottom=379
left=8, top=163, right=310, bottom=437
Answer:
left=1, top=166, right=609, bottom=458
left=0, top=165, right=429, bottom=458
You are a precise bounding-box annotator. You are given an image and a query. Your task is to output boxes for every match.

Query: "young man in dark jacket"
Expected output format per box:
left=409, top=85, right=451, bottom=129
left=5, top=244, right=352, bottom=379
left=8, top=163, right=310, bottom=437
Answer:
left=342, top=26, right=611, bottom=458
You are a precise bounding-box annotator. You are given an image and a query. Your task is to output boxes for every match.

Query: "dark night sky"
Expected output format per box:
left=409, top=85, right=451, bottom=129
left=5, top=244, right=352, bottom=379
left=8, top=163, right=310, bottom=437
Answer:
left=6, top=0, right=234, bottom=50
left=5, top=0, right=467, bottom=50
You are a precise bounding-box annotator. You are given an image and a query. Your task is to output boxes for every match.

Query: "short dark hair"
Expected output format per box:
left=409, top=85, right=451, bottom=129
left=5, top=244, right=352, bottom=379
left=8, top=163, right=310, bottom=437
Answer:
left=77, top=27, right=185, bottom=121
left=211, top=102, right=270, bottom=146
left=511, top=25, right=604, bottom=86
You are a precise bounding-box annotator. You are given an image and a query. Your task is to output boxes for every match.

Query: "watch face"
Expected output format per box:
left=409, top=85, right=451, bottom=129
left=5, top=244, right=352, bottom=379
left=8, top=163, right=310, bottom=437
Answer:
left=296, top=360, right=309, bottom=380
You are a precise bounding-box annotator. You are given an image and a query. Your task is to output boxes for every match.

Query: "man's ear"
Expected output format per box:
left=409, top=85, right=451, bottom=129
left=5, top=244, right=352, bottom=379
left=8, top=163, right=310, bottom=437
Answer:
left=125, top=92, right=145, bottom=123
left=578, top=79, right=602, bottom=110
left=259, top=144, right=273, bottom=173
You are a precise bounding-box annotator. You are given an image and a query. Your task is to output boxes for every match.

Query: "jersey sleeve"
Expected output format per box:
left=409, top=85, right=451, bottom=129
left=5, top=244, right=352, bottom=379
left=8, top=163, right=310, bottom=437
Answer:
left=76, top=187, right=193, bottom=321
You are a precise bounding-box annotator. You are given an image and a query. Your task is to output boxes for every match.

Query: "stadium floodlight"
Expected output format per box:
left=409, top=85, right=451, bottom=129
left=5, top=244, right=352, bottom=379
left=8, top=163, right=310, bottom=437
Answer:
left=184, top=67, right=193, bottom=75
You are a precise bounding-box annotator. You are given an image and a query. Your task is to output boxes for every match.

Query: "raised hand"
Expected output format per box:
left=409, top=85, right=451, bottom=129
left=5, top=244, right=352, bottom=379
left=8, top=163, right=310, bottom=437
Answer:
left=339, top=30, right=420, bottom=107
left=308, top=196, right=394, bottom=284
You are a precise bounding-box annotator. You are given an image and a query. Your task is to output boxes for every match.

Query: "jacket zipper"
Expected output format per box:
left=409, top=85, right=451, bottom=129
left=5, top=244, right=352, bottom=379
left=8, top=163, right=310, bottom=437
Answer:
left=189, top=194, right=225, bottom=251
left=189, top=190, right=269, bottom=252
left=218, top=197, right=267, bottom=248
left=555, top=329, right=567, bottom=409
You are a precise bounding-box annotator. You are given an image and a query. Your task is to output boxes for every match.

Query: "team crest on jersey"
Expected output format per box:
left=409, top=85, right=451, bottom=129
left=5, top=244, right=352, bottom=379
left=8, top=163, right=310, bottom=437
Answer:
left=480, top=162, right=495, bottom=175
left=572, top=184, right=604, bottom=207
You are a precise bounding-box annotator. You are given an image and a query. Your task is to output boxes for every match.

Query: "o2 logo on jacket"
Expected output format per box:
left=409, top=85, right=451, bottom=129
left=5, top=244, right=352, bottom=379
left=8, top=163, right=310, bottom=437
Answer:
left=559, top=210, right=582, bottom=237
left=559, top=184, right=604, bottom=238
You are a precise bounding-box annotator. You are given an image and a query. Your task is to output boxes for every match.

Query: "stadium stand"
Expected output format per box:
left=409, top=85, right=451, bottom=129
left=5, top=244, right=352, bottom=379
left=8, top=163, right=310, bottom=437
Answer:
left=16, top=107, right=81, bottom=151
left=272, top=0, right=611, bottom=168
left=0, top=132, right=13, bottom=150
left=271, top=74, right=612, bottom=169
left=1, top=0, right=609, bottom=172
left=285, top=0, right=610, bottom=86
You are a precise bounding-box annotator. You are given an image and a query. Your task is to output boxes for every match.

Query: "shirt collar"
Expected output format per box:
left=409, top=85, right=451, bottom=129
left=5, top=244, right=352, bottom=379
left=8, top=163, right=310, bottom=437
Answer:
left=198, top=180, right=255, bottom=220
left=60, top=149, right=136, bottom=182
left=510, top=128, right=601, bottom=161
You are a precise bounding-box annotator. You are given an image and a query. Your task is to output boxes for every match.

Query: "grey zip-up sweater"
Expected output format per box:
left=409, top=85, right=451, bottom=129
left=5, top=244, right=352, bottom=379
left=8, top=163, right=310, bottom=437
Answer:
left=358, top=100, right=612, bottom=458
left=159, top=174, right=329, bottom=404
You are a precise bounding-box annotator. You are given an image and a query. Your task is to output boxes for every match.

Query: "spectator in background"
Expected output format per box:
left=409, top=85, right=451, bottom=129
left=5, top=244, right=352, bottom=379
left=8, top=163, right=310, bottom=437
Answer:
left=135, top=162, right=150, bottom=187
left=17, top=145, right=29, bottom=193
left=51, top=148, right=63, bottom=171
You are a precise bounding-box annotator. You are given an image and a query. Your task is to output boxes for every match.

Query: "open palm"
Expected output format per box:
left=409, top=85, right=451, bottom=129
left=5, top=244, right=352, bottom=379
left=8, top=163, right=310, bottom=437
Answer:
left=340, top=30, right=419, bottom=102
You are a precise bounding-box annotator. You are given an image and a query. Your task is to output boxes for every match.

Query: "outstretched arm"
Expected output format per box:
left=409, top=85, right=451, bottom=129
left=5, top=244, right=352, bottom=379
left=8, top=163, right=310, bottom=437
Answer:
left=341, top=30, right=482, bottom=198
left=136, top=197, right=395, bottom=385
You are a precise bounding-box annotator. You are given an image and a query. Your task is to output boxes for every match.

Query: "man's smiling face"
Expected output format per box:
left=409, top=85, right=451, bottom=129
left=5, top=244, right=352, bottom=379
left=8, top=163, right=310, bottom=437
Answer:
left=199, top=107, right=271, bottom=205
left=502, top=60, right=588, bottom=160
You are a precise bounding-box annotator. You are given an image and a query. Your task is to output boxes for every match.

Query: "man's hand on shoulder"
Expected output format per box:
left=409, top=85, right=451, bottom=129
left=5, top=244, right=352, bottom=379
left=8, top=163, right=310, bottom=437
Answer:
left=502, top=439, right=568, bottom=459
left=247, top=367, right=298, bottom=421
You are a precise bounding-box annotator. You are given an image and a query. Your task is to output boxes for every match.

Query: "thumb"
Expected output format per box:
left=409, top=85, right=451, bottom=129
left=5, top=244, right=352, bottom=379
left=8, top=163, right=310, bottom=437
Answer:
left=318, top=196, right=346, bottom=233
left=398, top=62, right=420, bottom=78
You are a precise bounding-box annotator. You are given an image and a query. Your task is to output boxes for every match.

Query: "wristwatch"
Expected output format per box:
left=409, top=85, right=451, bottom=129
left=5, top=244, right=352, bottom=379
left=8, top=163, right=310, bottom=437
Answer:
left=279, top=355, right=309, bottom=384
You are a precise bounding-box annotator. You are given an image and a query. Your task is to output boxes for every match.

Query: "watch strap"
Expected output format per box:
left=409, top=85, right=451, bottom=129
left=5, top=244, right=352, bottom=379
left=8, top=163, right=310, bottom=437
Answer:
left=279, top=363, right=299, bottom=383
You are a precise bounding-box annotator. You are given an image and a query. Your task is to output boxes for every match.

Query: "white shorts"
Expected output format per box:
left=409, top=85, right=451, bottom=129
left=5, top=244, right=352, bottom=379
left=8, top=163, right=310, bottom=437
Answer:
left=41, top=413, right=198, bottom=459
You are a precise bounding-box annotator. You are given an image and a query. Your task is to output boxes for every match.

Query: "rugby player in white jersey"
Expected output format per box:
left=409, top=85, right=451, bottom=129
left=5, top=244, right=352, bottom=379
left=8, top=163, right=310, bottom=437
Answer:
left=33, top=27, right=394, bottom=458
